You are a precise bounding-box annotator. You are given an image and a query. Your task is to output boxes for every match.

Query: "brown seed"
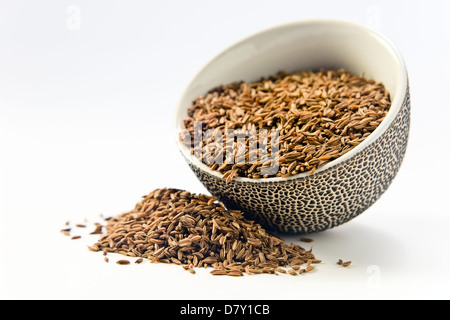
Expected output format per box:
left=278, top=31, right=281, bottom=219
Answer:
left=342, top=261, right=352, bottom=268
left=61, top=228, right=71, bottom=236
left=305, top=265, right=315, bottom=273
left=71, top=236, right=81, bottom=240
left=247, top=238, right=262, bottom=247
left=227, top=270, right=244, bottom=277
left=87, top=245, right=100, bottom=252
left=276, top=268, right=287, bottom=274
left=116, top=260, right=130, bottom=265
left=210, top=269, right=228, bottom=276
left=90, top=225, right=103, bottom=235
left=135, top=258, right=144, bottom=264
left=178, top=239, right=192, bottom=247
left=288, top=269, right=298, bottom=276
left=300, top=237, right=314, bottom=243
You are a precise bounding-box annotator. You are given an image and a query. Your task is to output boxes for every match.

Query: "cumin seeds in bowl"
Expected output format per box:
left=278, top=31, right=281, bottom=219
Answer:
left=181, top=69, right=391, bottom=182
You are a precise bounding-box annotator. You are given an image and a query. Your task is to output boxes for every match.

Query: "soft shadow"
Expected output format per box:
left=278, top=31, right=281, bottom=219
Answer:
left=280, top=222, right=409, bottom=274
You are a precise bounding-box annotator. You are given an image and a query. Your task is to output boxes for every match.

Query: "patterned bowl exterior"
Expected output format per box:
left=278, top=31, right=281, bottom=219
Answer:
left=185, top=85, right=411, bottom=234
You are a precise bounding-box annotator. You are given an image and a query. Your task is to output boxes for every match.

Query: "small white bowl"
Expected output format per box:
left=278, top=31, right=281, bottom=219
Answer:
left=174, top=19, right=410, bottom=234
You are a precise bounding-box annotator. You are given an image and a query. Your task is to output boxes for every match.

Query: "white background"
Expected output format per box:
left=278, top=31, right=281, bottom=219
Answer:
left=1, top=0, right=449, bottom=300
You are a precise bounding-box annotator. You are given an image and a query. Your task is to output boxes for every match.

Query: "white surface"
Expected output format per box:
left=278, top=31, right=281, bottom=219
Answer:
left=0, top=0, right=449, bottom=300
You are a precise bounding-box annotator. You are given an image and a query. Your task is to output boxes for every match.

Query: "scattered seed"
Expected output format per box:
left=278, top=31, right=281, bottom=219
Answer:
left=61, top=228, right=71, bottom=236
left=90, top=225, right=103, bottom=235
left=116, top=260, right=130, bottom=265
left=342, top=261, right=352, bottom=268
left=300, top=237, right=314, bottom=243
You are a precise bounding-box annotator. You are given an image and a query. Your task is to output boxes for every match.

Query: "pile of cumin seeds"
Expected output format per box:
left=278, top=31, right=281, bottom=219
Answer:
left=88, top=188, right=319, bottom=276
left=181, top=68, right=391, bottom=182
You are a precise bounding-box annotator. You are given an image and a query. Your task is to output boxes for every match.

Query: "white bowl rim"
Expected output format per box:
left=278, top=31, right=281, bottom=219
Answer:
left=173, top=19, right=408, bottom=184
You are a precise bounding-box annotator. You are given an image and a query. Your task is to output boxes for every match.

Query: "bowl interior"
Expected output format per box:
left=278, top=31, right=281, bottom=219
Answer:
left=174, top=20, right=408, bottom=182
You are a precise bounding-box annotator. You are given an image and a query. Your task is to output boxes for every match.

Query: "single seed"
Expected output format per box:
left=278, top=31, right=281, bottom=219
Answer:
left=227, top=270, right=244, bottom=277
left=342, top=261, right=352, bottom=268
left=288, top=269, right=298, bottom=276
left=90, top=225, right=103, bottom=235
left=61, top=228, right=71, bottom=236
left=305, top=265, right=315, bottom=273
left=211, top=269, right=228, bottom=276
left=87, top=245, right=99, bottom=252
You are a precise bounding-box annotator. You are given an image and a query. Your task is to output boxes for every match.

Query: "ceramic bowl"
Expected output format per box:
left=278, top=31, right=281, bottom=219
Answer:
left=174, top=20, right=410, bottom=234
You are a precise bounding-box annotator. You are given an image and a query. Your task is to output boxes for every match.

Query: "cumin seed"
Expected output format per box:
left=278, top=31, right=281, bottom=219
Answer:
left=181, top=69, right=391, bottom=182
left=85, top=188, right=319, bottom=277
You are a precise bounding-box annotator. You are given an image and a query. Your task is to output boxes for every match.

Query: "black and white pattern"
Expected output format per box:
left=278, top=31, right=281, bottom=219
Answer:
left=185, top=86, right=411, bottom=234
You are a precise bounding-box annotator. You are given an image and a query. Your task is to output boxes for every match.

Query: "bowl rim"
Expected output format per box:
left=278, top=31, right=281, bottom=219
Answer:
left=173, top=19, right=408, bottom=184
